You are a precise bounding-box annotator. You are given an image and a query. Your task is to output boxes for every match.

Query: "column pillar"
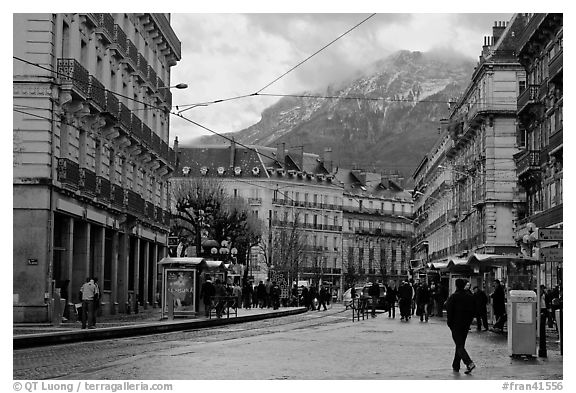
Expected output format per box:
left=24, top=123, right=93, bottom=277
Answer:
left=72, top=220, right=90, bottom=303
left=65, top=217, right=74, bottom=301
left=110, top=231, right=119, bottom=314
left=94, top=225, right=105, bottom=285
left=152, top=242, right=159, bottom=308
left=117, top=232, right=129, bottom=312
left=143, top=240, right=150, bottom=309
left=133, top=236, right=140, bottom=310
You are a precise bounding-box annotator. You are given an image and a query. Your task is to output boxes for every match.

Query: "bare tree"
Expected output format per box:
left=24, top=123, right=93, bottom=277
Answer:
left=271, top=209, right=306, bottom=284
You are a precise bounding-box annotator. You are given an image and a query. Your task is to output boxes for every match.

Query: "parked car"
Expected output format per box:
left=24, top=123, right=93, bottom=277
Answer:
left=343, top=283, right=388, bottom=310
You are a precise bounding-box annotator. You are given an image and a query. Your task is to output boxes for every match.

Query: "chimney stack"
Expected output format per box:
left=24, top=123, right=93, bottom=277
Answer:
left=229, top=137, right=236, bottom=168
left=276, top=142, right=286, bottom=167
left=482, top=36, right=492, bottom=57
left=323, top=147, right=333, bottom=172
left=492, top=21, right=507, bottom=45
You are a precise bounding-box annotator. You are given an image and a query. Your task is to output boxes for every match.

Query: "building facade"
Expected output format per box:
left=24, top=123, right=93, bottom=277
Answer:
left=335, top=169, right=413, bottom=287
left=412, top=17, right=529, bottom=268
left=13, top=13, right=181, bottom=322
left=514, top=13, right=563, bottom=288
left=173, top=143, right=344, bottom=287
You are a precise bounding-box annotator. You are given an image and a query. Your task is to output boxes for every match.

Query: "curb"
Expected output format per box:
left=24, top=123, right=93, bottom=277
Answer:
left=14, top=307, right=308, bottom=349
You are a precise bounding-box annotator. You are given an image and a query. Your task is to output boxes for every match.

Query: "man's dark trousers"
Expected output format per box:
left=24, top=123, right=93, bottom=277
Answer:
left=82, top=300, right=95, bottom=328
left=451, top=327, right=473, bottom=370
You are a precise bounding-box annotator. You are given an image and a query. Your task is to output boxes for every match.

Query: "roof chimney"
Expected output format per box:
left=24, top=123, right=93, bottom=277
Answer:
left=492, top=21, right=507, bottom=45
left=229, top=137, right=236, bottom=168
left=276, top=142, right=286, bottom=167
left=323, top=147, right=333, bottom=172
left=482, top=36, right=492, bottom=57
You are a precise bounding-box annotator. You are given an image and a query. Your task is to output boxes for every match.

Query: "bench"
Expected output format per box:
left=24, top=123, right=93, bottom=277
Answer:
left=209, top=296, right=239, bottom=319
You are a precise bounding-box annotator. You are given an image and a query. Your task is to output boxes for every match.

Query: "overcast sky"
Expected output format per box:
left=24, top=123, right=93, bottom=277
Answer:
left=168, top=12, right=514, bottom=146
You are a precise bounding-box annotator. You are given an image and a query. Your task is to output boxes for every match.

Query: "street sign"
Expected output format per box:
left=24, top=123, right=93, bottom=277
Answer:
left=538, top=248, right=563, bottom=262
left=538, top=228, right=563, bottom=241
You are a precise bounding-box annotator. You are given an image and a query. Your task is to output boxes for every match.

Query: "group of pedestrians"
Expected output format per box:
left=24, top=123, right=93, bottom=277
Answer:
left=380, top=280, right=448, bottom=322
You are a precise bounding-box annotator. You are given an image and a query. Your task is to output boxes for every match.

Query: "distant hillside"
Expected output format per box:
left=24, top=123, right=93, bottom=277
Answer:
left=197, top=50, right=475, bottom=180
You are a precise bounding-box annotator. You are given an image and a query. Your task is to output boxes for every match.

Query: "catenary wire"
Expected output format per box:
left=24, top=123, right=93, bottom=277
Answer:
left=255, top=13, right=377, bottom=94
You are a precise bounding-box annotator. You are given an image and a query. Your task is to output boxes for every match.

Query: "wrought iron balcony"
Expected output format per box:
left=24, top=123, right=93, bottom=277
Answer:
left=79, top=168, right=97, bottom=195
left=126, top=189, right=145, bottom=216
left=110, top=184, right=125, bottom=210
left=96, top=176, right=111, bottom=202
left=125, top=39, right=138, bottom=71
left=137, top=53, right=149, bottom=80
left=248, top=197, right=262, bottom=206
left=515, top=150, right=541, bottom=177
left=57, top=158, right=80, bottom=189
left=151, top=133, right=161, bottom=154
left=88, top=75, right=106, bottom=110
left=147, top=65, right=158, bottom=90
left=549, top=49, right=563, bottom=81
left=141, top=123, right=152, bottom=147
left=57, top=58, right=89, bottom=96
left=145, top=201, right=155, bottom=219
left=118, top=102, right=131, bottom=131
left=110, top=24, right=127, bottom=56
left=130, top=114, right=143, bottom=140
left=94, top=13, right=115, bottom=43
left=162, top=209, right=171, bottom=226
left=104, top=90, right=119, bottom=118
left=548, top=128, right=563, bottom=153
left=156, top=206, right=163, bottom=224
left=517, top=84, right=540, bottom=114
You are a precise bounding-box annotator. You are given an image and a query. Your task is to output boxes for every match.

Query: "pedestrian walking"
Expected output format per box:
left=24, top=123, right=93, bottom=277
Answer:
left=301, top=286, right=310, bottom=310
left=214, top=279, right=227, bottom=318
left=445, top=278, right=476, bottom=374
left=243, top=281, right=253, bottom=309
left=233, top=282, right=242, bottom=308
left=200, top=276, right=216, bottom=317
left=309, top=285, right=318, bottom=311
left=490, top=279, right=506, bottom=331
left=473, top=286, right=489, bottom=331
left=257, top=281, right=267, bottom=308
left=79, top=277, right=98, bottom=329
left=368, top=281, right=380, bottom=317
left=271, top=281, right=281, bottom=310
left=318, top=286, right=328, bottom=311
left=416, top=282, right=431, bottom=322
left=385, top=283, right=397, bottom=318
left=265, top=279, right=273, bottom=308
left=398, top=281, right=412, bottom=321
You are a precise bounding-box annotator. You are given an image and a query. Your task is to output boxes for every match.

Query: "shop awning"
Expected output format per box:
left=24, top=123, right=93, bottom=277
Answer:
left=157, top=257, right=205, bottom=265
left=428, top=261, right=449, bottom=270
left=202, top=260, right=227, bottom=270
left=467, top=253, right=539, bottom=268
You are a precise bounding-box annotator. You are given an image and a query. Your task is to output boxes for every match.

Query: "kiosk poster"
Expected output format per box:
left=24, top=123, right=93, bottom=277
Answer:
left=165, top=269, right=196, bottom=315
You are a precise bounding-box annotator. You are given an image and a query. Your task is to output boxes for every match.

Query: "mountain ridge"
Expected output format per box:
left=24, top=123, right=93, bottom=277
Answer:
left=195, top=49, right=475, bottom=179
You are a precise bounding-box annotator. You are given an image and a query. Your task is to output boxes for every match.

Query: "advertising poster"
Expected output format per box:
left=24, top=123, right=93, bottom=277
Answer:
left=164, top=269, right=196, bottom=316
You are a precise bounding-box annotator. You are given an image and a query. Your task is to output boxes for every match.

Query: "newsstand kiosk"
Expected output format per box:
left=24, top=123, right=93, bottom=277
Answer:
left=158, top=257, right=205, bottom=319
left=508, top=290, right=538, bottom=357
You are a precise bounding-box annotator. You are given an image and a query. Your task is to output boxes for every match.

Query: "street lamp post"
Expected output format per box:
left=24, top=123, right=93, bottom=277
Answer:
left=158, top=83, right=188, bottom=90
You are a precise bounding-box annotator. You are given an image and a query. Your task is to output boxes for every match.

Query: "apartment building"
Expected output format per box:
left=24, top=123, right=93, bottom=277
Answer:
left=173, top=143, right=344, bottom=287
left=514, top=13, right=563, bottom=288
left=336, top=168, right=413, bottom=287
left=13, top=13, right=181, bottom=322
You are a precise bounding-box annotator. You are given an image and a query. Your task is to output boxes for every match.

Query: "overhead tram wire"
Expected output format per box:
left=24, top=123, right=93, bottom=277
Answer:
left=175, top=13, right=377, bottom=112
left=255, top=13, right=377, bottom=94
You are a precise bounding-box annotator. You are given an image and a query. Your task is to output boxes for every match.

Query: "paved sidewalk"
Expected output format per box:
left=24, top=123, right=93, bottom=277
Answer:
left=13, top=306, right=307, bottom=349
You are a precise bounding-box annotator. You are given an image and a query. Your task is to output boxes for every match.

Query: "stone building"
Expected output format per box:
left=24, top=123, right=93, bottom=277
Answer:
left=514, top=13, right=563, bottom=288
left=13, top=14, right=181, bottom=322
left=173, top=143, right=344, bottom=287
left=335, top=168, right=413, bottom=287
left=412, top=16, right=529, bottom=273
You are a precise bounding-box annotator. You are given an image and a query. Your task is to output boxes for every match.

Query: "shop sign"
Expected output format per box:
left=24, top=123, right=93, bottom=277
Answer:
left=537, top=228, right=563, bottom=241
left=538, top=248, right=563, bottom=262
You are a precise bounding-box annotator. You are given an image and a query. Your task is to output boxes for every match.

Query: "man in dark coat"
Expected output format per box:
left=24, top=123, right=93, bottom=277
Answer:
left=271, top=281, right=281, bottom=310
left=301, top=286, right=310, bottom=310
left=416, top=282, right=431, bottom=322
left=446, top=278, right=476, bottom=374
left=368, top=282, right=380, bottom=317
left=318, top=286, right=328, bottom=311
left=398, top=281, right=413, bottom=321
left=200, top=276, right=216, bottom=317
left=473, top=286, right=489, bottom=331
left=257, top=281, right=267, bottom=308
left=490, top=279, right=506, bottom=331
left=385, top=283, right=397, bottom=318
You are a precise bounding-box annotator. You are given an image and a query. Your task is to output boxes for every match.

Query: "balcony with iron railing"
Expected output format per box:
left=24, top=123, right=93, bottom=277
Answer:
left=88, top=75, right=106, bottom=111
left=549, top=49, right=563, bottom=81
left=517, top=84, right=540, bottom=114
left=515, top=150, right=541, bottom=177
left=110, top=184, right=125, bottom=209
left=94, top=13, right=115, bottom=43
left=57, top=58, right=89, bottom=97
left=548, top=127, right=563, bottom=154
left=126, top=189, right=145, bottom=216
left=96, top=176, right=111, bottom=202
left=125, top=39, right=139, bottom=71
left=79, top=168, right=97, bottom=196
left=57, top=158, right=80, bottom=189
left=110, top=24, right=128, bottom=57
left=104, top=90, right=119, bottom=118
left=248, top=197, right=262, bottom=206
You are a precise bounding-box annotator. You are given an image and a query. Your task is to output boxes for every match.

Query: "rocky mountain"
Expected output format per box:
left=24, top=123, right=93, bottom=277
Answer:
left=197, top=50, right=475, bottom=180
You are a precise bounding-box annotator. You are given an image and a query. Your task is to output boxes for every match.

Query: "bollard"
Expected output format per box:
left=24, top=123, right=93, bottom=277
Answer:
left=538, top=310, right=547, bottom=357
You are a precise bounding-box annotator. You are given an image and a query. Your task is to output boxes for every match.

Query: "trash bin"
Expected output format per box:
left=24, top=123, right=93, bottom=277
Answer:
left=508, top=290, right=537, bottom=356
